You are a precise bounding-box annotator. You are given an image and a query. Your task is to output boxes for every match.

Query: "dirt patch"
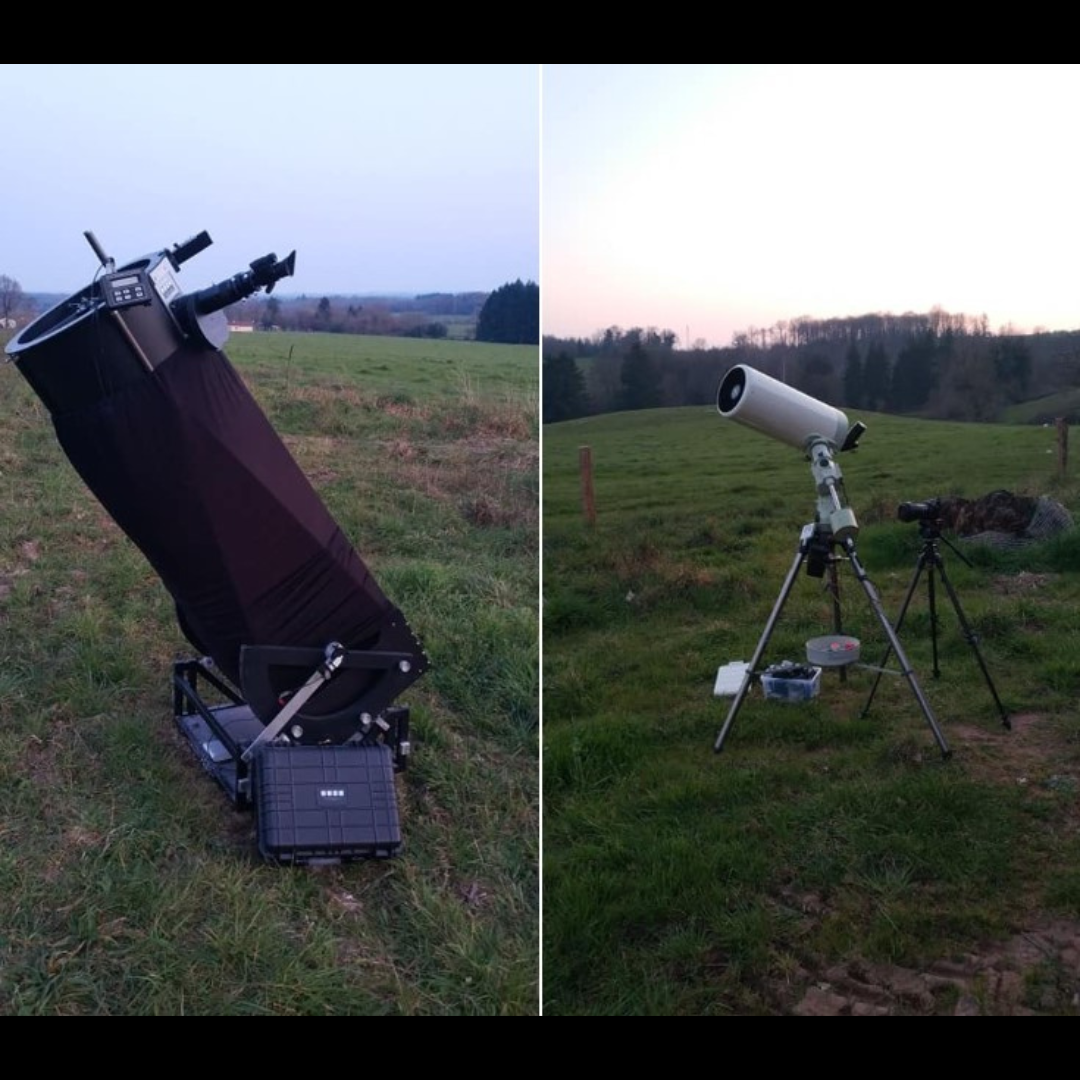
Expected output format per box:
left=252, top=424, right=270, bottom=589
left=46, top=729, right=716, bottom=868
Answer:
left=436, top=399, right=536, bottom=442
left=992, top=572, right=1054, bottom=596
left=388, top=438, right=537, bottom=532
left=377, top=398, right=427, bottom=420
left=779, top=711, right=1080, bottom=1015
left=329, top=887, right=365, bottom=915
left=22, top=722, right=90, bottom=790
left=64, top=825, right=105, bottom=850
left=457, top=879, right=493, bottom=909
left=385, top=437, right=419, bottom=462
left=786, top=917, right=1080, bottom=1015
left=461, top=495, right=508, bottom=528
left=0, top=535, right=54, bottom=604
left=949, top=712, right=1078, bottom=796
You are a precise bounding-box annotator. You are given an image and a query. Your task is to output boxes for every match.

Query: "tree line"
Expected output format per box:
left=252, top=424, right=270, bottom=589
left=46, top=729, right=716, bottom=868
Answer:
left=0, top=274, right=540, bottom=346
left=226, top=279, right=538, bottom=344
left=544, top=310, right=1080, bottom=425
left=226, top=292, right=483, bottom=338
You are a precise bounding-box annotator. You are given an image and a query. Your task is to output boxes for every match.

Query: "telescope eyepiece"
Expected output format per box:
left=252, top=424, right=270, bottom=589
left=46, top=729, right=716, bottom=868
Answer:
left=179, top=250, right=297, bottom=319
left=248, top=250, right=296, bottom=294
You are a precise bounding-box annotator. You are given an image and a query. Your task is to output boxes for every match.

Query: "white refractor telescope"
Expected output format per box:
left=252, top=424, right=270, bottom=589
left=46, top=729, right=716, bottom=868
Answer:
left=717, top=364, right=865, bottom=542
left=716, top=364, right=862, bottom=454
left=712, top=363, right=949, bottom=758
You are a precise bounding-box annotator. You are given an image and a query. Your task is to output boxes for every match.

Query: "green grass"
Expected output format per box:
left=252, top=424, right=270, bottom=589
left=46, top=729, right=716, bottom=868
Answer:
left=0, top=330, right=538, bottom=1015
left=543, top=405, right=1080, bottom=1015
left=1000, top=390, right=1080, bottom=424
left=228, top=332, right=533, bottom=403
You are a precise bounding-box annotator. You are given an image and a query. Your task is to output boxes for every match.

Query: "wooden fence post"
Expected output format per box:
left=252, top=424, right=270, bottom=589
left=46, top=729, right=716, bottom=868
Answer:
left=1056, top=417, right=1068, bottom=476
left=579, top=445, right=597, bottom=527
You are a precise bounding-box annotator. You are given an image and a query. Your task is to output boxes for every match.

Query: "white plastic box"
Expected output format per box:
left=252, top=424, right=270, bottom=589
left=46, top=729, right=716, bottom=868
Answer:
left=713, top=661, right=750, bottom=697
left=761, top=666, right=821, bottom=702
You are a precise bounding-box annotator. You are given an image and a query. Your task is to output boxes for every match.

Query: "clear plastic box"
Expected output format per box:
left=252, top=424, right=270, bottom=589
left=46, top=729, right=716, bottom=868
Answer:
left=761, top=666, right=821, bottom=702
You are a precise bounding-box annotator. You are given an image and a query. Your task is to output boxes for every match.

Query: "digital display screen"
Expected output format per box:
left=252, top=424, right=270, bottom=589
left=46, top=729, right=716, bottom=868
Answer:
left=110, top=275, right=139, bottom=289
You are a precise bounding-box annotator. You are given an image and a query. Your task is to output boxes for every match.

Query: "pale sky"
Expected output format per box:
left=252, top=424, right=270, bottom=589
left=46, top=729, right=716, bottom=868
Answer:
left=0, top=64, right=538, bottom=296
left=543, top=64, right=1080, bottom=347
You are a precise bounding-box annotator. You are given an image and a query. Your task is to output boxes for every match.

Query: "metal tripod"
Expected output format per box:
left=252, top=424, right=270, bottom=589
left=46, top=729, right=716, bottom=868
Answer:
left=713, top=521, right=951, bottom=758
left=861, top=520, right=1010, bottom=730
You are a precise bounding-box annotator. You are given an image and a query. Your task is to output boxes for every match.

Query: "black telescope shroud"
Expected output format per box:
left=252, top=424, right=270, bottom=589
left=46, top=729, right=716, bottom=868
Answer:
left=6, top=245, right=426, bottom=735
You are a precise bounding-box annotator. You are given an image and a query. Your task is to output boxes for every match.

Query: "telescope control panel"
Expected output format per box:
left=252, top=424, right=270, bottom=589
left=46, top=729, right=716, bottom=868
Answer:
left=101, top=269, right=153, bottom=310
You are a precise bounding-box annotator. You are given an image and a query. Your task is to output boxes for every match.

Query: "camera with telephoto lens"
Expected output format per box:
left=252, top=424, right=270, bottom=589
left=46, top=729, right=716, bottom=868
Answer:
left=897, top=497, right=943, bottom=524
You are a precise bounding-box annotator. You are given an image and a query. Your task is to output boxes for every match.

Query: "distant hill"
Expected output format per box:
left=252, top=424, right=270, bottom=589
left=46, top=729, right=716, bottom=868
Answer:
left=1000, top=390, right=1080, bottom=425
left=20, top=289, right=490, bottom=342
left=544, top=314, right=1080, bottom=425
left=27, top=292, right=65, bottom=312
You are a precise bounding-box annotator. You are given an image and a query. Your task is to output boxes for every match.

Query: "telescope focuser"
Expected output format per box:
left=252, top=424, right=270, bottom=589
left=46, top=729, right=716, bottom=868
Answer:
left=177, top=250, right=296, bottom=318
left=171, top=250, right=296, bottom=349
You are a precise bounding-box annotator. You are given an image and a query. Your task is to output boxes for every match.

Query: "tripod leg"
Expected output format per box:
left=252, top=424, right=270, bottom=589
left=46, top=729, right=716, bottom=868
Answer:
left=714, top=529, right=810, bottom=753
left=844, top=538, right=951, bottom=759
left=927, top=561, right=941, bottom=678
left=934, top=559, right=1011, bottom=730
left=827, top=555, right=847, bottom=685
left=861, top=552, right=927, bottom=719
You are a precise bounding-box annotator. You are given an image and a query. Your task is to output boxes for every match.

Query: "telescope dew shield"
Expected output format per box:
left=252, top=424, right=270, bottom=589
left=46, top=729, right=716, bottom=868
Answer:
left=717, top=364, right=851, bottom=452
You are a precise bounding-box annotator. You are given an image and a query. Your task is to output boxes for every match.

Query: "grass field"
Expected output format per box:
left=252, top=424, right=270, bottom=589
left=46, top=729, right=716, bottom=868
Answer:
left=544, top=405, right=1080, bottom=1015
left=0, top=329, right=538, bottom=1015
left=1000, top=389, right=1080, bottom=424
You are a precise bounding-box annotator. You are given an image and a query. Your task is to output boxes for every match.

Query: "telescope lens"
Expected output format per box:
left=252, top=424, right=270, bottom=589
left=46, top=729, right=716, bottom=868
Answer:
left=897, top=499, right=940, bottom=523
left=717, top=366, right=747, bottom=415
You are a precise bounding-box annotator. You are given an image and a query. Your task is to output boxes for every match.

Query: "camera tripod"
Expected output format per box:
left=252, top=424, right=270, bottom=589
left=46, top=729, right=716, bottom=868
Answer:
left=713, top=520, right=952, bottom=758
left=861, top=519, right=1010, bottom=729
